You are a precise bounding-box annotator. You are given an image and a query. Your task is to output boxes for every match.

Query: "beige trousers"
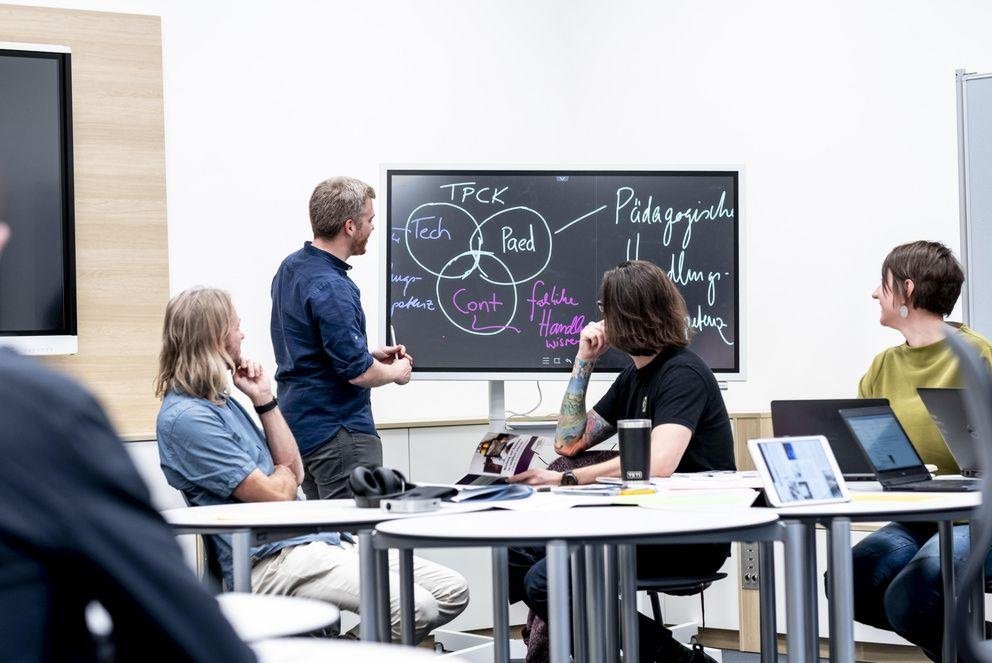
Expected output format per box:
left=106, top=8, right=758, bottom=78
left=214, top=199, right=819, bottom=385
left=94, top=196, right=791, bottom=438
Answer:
left=250, top=540, right=469, bottom=643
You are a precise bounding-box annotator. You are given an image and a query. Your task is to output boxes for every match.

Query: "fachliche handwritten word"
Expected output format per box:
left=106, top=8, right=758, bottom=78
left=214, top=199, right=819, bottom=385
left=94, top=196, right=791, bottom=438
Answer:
left=391, top=273, right=423, bottom=297
left=391, top=296, right=435, bottom=316
left=527, top=280, right=579, bottom=322
left=438, top=181, right=508, bottom=205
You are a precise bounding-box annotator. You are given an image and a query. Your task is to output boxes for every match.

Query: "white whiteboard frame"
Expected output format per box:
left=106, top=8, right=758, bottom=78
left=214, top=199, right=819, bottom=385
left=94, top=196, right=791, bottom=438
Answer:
left=379, top=164, right=747, bottom=382
left=956, top=70, right=992, bottom=331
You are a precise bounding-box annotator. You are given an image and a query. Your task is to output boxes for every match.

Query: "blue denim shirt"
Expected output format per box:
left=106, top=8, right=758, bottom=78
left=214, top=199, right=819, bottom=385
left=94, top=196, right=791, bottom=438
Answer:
left=271, top=242, right=376, bottom=455
left=156, top=391, right=341, bottom=589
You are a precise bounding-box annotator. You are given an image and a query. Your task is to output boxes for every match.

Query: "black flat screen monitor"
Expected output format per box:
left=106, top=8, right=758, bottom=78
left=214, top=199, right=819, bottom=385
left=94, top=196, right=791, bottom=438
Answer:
left=383, top=168, right=741, bottom=379
left=0, top=44, right=76, bottom=354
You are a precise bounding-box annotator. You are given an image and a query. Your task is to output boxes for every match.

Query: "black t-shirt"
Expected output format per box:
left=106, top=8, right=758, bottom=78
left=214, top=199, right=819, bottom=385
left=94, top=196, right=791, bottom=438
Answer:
left=593, top=347, right=736, bottom=473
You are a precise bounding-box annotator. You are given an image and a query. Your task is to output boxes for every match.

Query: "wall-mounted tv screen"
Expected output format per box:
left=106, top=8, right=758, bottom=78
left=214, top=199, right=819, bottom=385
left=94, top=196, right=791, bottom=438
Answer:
left=0, top=43, right=76, bottom=354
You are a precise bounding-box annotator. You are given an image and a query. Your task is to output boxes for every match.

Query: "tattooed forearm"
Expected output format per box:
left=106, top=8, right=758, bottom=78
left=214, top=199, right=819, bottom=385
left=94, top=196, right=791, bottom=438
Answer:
left=555, top=358, right=595, bottom=454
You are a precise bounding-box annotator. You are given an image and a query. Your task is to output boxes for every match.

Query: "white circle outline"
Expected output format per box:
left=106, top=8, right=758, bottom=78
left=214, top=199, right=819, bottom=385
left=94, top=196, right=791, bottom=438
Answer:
left=435, top=250, right=519, bottom=336
left=468, top=206, right=553, bottom=286
left=404, top=202, right=481, bottom=279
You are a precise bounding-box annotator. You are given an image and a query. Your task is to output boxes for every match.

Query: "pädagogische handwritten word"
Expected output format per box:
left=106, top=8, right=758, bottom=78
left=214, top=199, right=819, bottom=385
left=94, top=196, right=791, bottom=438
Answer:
left=391, top=273, right=423, bottom=297
left=438, top=181, right=508, bottom=205
left=615, top=188, right=734, bottom=249
left=686, top=305, right=733, bottom=346
left=527, top=280, right=580, bottom=322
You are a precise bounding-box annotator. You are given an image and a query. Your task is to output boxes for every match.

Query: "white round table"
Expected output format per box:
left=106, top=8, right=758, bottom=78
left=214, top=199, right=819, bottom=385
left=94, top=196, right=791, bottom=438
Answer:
left=252, top=637, right=469, bottom=662
left=374, top=506, right=783, bottom=663
left=771, top=490, right=980, bottom=663
left=216, top=593, right=340, bottom=642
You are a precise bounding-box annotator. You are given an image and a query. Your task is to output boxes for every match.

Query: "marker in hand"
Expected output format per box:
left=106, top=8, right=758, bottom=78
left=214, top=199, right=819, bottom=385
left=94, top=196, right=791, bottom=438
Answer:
left=389, top=324, right=404, bottom=360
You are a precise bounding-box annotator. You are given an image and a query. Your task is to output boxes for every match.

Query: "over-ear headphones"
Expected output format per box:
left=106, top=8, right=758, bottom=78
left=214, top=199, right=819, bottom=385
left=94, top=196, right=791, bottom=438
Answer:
left=349, top=465, right=409, bottom=507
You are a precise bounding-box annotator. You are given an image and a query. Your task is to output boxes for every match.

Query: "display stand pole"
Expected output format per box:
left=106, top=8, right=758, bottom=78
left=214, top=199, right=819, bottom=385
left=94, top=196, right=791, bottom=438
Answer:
left=489, top=380, right=505, bottom=431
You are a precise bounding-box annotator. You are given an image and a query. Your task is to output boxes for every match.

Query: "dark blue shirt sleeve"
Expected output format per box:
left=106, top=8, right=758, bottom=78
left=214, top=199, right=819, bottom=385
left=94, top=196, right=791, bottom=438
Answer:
left=160, top=405, right=258, bottom=499
left=311, top=281, right=374, bottom=381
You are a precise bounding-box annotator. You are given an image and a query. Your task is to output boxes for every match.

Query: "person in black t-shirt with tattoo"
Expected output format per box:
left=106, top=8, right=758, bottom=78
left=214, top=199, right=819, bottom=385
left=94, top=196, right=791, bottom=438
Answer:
left=508, top=260, right=734, bottom=663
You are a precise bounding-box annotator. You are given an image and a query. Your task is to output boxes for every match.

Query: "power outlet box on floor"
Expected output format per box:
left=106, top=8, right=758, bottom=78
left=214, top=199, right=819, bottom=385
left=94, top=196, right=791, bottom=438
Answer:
left=739, top=542, right=760, bottom=590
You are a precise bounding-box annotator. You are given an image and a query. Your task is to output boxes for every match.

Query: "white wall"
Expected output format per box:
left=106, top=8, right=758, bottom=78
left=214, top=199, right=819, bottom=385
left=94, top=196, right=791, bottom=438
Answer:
left=15, top=0, right=992, bottom=422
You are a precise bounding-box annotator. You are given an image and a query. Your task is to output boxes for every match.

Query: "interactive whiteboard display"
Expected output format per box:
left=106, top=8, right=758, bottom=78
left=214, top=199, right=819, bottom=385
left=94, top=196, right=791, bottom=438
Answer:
left=382, top=169, right=742, bottom=379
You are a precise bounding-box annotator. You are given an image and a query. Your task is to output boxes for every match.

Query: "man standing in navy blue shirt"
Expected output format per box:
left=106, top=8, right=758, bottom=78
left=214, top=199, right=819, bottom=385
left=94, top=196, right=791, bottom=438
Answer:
left=271, top=177, right=412, bottom=499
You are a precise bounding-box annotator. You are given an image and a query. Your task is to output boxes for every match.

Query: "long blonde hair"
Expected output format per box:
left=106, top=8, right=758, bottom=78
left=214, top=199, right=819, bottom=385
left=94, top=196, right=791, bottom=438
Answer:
left=155, top=287, right=236, bottom=403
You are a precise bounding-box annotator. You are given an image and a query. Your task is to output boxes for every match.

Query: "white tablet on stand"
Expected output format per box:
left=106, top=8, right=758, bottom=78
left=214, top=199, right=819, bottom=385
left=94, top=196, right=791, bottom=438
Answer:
left=748, top=435, right=851, bottom=507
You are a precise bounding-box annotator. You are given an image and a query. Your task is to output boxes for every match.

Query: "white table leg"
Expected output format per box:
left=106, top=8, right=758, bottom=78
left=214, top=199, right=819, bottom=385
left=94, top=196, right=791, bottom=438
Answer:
left=547, top=540, right=571, bottom=663
left=828, top=518, right=854, bottom=663
left=585, top=544, right=607, bottom=663
left=491, top=548, right=510, bottom=663
left=619, top=544, right=639, bottom=663
left=784, top=521, right=809, bottom=663
left=231, top=530, right=251, bottom=592
left=358, top=530, right=378, bottom=641
left=939, top=520, right=956, bottom=663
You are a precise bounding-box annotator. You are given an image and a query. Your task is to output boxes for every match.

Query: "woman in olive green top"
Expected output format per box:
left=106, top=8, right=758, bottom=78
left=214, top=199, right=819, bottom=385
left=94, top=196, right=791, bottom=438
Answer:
left=850, top=241, right=992, bottom=661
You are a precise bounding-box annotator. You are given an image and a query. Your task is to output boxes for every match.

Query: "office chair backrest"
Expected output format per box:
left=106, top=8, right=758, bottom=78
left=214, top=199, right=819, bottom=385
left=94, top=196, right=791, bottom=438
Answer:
left=180, top=493, right=225, bottom=594
left=946, top=333, right=992, bottom=663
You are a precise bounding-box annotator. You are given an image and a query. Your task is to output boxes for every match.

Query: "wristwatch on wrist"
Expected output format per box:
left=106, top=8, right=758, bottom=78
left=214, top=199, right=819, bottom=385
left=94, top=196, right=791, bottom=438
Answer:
left=560, top=470, right=578, bottom=486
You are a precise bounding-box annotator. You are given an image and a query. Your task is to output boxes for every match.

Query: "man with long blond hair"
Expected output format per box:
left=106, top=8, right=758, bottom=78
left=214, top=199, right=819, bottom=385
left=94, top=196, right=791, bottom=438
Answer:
left=0, top=225, right=253, bottom=661
left=155, top=287, right=467, bottom=642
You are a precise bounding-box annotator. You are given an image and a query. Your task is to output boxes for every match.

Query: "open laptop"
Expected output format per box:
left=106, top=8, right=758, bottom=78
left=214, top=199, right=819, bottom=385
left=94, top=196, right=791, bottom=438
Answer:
left=770, top=399, right=889, bottom=481
left=748, top=435, right=850, bottom=507
left=917, top=387, right=981, bottom=477
left=838, top=405, right=979, bottom=492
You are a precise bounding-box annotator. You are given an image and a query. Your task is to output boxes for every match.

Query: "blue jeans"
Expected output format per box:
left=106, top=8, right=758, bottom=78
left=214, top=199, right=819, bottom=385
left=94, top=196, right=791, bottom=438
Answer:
left=847, top=522, right=992, bottom=661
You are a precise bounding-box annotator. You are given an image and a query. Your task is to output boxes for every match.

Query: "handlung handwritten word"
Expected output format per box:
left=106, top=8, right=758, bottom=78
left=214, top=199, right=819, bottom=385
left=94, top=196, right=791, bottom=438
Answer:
left=527, top=280, right=579, bottom=322
left=452, top=289, right=504, bottom=315
left=537, top=309, right=586, bottom=339
left=438, top=181, right=508, bottom=205
left=667, top=251, right=722, bottom=306
left=409, top=216, right=452, bottom=240
left=390, top=296, right=436, bottom=316
left=501, top=225, right=536, bottom=253
left=391, top=273, right=423, bottom=297
left=686, top=305, right=734, bottom=346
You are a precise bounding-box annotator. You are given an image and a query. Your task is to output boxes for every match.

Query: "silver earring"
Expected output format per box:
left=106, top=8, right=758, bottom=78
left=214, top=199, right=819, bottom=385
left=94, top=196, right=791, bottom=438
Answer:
left=899, top=305, right=909, bottom=319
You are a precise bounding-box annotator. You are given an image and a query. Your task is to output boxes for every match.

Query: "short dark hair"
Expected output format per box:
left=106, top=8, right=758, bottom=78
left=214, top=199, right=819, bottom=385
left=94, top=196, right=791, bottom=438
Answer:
left=308, top=176, right=376, bottom=240
left=600, top=260, right=691, bottom=355
left=881, top=241, right=964, bottom=317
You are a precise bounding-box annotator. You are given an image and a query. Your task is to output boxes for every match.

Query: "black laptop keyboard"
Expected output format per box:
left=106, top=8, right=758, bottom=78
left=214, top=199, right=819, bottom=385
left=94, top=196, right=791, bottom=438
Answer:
left=888, top=479, right=979, bottom=492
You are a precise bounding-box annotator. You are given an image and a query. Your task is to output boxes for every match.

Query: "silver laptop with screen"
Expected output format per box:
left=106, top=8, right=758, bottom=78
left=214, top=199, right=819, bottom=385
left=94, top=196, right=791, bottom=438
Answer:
left=748, top=435, right=850, bottom=507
